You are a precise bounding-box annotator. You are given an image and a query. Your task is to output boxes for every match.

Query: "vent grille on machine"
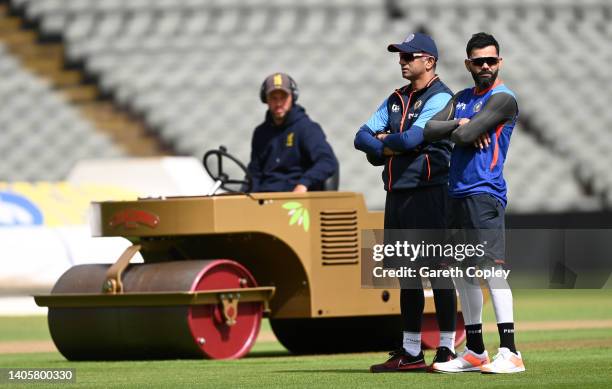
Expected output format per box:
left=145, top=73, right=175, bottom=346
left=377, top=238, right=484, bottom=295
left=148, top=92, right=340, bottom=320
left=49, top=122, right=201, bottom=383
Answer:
left=320, top=210, right=359, bottom=265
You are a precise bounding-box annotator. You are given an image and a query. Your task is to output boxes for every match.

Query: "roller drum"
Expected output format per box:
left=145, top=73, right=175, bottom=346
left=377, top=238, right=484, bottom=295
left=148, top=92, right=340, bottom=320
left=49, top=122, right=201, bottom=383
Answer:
left=48, top=259, right=262, bottom=360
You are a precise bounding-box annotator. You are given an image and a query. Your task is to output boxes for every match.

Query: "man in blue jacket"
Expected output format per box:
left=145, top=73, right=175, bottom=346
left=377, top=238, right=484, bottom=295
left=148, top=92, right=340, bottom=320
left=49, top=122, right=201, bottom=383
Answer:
left=354, top=33, right=457, bottom=372
left=246, top=73, right=338, bottom=193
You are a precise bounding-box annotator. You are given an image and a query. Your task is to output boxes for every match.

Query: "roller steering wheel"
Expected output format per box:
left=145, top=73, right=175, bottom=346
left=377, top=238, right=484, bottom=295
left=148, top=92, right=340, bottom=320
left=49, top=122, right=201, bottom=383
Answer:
left=202, top=146, right=252, bottom=193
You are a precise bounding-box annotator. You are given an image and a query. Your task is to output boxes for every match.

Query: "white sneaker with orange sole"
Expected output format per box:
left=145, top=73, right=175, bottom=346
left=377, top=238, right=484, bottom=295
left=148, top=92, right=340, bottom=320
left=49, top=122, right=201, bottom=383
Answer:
left=481, top=347, right=526, bottom=374
left=432, top=348, right=489, bottom=373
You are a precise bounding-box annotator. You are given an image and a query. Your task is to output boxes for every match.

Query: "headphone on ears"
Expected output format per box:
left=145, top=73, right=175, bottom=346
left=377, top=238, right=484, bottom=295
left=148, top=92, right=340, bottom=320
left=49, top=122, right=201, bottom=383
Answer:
left=259, top=73, right=299, bottom=103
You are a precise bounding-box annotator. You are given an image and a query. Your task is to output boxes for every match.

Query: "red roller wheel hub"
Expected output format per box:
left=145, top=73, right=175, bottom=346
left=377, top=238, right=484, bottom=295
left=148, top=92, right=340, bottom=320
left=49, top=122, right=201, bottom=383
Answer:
left=188, top=260, right=263, bottom=359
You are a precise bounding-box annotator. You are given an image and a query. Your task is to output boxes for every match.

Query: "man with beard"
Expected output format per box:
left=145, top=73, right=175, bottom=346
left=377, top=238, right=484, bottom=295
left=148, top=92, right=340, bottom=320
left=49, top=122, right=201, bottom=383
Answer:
left=246, top=73, right=338, bottom=193
left=354, top=32, right=458, bottom=372
left=424, top=32, right=525, bottom=374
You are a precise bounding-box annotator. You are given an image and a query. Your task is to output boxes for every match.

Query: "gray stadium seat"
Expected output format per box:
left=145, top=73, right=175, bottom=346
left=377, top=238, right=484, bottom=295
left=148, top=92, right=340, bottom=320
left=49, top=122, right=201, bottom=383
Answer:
left=0, top=43, right=124, bottom=181
left=6, top=0, right=612, bottom=209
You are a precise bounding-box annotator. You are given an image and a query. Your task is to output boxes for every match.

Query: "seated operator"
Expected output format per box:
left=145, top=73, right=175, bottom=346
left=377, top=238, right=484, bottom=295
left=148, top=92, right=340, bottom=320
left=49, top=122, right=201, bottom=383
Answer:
left=245, top=73, right=338, bottom=193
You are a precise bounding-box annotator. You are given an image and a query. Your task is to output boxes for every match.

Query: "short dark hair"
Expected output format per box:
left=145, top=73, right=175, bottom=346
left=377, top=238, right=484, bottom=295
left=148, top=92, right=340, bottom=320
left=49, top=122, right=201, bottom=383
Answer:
left=466, top=32, right=499, bottom=57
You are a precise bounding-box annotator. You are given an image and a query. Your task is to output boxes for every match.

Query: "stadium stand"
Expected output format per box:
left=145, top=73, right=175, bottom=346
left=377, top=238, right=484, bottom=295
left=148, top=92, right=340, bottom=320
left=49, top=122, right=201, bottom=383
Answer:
left=0, top=42, right=122, bottom=180
left=0, top=4, right=170, bottom=182
left=2, top=0, right=610, bottom=211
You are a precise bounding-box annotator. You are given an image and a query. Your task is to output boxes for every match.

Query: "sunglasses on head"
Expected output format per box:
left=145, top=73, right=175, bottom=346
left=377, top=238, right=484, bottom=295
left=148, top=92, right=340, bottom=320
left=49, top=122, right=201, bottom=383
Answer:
left=400, top=52, right=433, bottom=62
left=468, top=57, right=500, bottom=66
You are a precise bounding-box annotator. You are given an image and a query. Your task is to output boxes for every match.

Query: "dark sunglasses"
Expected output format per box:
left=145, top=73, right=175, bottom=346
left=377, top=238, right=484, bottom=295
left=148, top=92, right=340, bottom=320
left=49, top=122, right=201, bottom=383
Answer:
left=400, top=52, right=433, bottom=62
left=468, top=57, right=501, bottom=66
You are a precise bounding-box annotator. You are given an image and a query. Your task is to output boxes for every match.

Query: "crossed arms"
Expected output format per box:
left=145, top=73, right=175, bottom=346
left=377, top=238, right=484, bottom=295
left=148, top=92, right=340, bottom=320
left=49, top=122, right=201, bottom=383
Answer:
left=354, top=93, right=452, bottom=165
left=423, top=92, right=518, bottom=147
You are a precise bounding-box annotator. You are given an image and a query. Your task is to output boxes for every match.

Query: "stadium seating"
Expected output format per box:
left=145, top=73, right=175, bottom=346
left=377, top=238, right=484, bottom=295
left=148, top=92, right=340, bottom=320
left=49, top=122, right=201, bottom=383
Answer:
left=4, top=0, right=611, bottom=211
left=0, top=43, right=122, bottom=181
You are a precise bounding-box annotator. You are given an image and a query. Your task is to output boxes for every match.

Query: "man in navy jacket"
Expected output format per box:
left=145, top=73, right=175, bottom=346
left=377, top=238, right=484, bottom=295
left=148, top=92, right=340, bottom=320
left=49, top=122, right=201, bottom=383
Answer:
left=355, top=33, right=457, bottom=373
left=246, top=73, right=338, bottom=193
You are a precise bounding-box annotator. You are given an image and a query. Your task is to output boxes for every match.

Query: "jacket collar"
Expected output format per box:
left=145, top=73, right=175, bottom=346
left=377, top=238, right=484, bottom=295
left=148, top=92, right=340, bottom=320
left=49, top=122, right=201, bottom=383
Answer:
left=399, top=75, right=440, bottom=95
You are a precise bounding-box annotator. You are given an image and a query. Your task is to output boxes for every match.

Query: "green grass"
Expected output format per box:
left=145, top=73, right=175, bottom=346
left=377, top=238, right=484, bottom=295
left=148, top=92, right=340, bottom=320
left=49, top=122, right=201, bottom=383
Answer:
left=484, top=289, right=612, bottom=322
left=1, top=290, right=611, bottom=388
left=1, top=346, right=611, bottom=388
left=0, top=315, right=49, bottom=342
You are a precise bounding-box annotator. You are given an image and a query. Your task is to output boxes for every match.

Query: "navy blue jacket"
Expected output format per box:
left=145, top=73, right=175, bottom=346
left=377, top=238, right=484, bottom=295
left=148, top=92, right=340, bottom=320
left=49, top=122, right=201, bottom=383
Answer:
left=354, top=77, right=453, bottom=191
left=247, top=104, right=338, bottom=192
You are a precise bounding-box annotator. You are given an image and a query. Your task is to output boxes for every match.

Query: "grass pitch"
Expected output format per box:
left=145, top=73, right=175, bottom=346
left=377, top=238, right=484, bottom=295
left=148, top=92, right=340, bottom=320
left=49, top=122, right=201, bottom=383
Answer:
left=0, top=290, right=611, bottom=388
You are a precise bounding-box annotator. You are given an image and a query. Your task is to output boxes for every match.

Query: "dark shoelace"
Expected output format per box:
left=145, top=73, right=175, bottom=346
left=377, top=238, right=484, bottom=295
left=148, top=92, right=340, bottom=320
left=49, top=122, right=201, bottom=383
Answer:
left=387, top=349, right=406, bottom=359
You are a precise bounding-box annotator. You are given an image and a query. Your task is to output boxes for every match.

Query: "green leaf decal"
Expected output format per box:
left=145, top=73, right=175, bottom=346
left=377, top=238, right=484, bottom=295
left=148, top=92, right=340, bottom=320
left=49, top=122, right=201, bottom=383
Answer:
left=289, top=208, right=303, bottom=225
left=302, top=209, right=310, bottom=232
left=283, top=202, right=309, bottom=232
left=282, top=202, right=302, bottom=210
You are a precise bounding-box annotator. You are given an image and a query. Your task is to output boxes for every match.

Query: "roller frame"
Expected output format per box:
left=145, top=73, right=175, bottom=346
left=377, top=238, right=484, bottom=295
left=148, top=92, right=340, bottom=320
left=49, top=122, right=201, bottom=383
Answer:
left=34, top=287, right=275, bottom=311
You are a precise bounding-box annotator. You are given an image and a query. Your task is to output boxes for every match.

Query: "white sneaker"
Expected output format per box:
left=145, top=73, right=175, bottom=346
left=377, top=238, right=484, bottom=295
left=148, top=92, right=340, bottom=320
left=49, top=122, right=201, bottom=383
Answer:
left=481, top=347, right=526, bottom=374
left=432, top=348, right=490, bottom=373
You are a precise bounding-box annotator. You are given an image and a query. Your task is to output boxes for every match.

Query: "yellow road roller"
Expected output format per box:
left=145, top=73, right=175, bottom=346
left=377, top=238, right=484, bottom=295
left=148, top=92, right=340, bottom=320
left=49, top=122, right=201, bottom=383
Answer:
left=34, top=147, right=465, bottom=360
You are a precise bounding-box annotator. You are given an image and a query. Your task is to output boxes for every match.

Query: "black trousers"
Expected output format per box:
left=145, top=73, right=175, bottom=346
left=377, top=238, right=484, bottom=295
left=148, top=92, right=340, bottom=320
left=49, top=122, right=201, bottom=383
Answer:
left=384, top=185, right=457, bottom=333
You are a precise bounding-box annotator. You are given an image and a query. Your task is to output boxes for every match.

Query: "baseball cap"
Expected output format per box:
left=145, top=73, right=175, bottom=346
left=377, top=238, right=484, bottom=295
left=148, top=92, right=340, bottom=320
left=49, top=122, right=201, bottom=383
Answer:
left=262, top=73, right=293, bottom=96
left=388, top=32, right=438, bottom=59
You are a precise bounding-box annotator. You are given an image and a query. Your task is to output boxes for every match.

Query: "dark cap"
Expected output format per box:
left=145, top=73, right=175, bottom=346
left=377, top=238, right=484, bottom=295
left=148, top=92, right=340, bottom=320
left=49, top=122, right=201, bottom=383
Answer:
left=388, top=32, right=438, bottom=59
left=262, top=73, right=293, bottom=96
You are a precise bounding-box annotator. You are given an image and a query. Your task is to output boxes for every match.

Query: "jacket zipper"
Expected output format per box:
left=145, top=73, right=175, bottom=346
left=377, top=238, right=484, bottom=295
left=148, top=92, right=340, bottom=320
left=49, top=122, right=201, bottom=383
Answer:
left=387, top=76, right=439, bottom=190
left=388, top=90, right=413, bottom=191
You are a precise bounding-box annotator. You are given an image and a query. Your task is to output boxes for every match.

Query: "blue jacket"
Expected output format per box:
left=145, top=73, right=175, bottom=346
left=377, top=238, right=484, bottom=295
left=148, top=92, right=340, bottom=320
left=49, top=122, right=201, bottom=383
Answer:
left=354, top=77, right=453, bottom=191
left=247, top=104, right=338, bottom=192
